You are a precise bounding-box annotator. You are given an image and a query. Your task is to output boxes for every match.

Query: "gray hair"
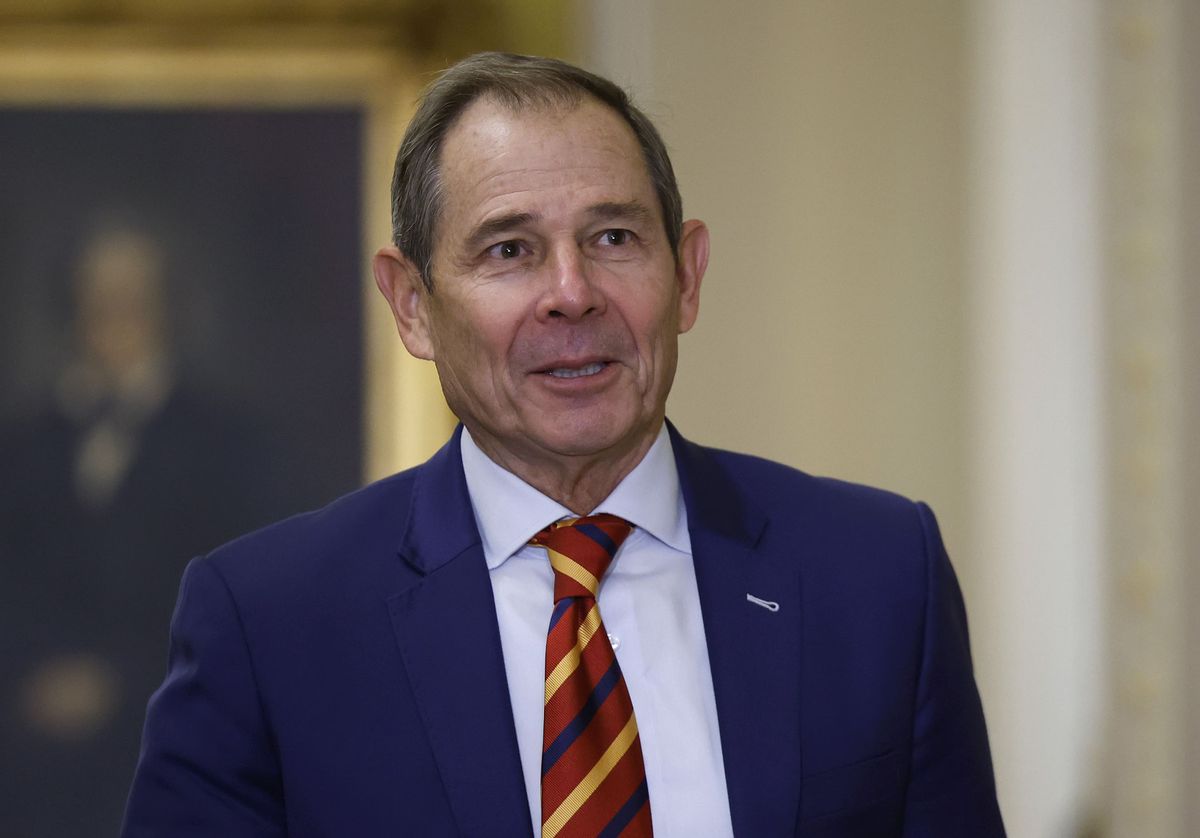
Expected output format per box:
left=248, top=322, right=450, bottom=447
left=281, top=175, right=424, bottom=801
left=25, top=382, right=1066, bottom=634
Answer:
left=389, top=52, right=683, bottom=291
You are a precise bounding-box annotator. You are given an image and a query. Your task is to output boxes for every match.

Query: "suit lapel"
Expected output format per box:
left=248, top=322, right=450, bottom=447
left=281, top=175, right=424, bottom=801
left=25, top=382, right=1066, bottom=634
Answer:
left=670, top=425, right=804, bottom=836
left=386, top=429, right=533, bottom=837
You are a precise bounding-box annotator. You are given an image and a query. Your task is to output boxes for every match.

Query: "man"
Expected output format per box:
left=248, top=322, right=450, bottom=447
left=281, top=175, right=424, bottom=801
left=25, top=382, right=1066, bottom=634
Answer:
left=123, top=53, right=1004, bottom=836
left=0, top=221, right=279, bottom=837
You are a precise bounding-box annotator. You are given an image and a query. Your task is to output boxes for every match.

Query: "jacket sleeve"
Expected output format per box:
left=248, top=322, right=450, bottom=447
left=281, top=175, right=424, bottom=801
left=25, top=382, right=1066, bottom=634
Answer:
left=122, top=556, right=286, bottom=837
left=902, top=503, right=1006, bottom=836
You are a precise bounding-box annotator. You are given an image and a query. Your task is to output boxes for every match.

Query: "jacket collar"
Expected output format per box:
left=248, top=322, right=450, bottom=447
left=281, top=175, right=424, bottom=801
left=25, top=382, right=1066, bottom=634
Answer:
left=668, top=420, right=804, bottom=836
left=668, top=419, right=765, bottom=548
left=388, top=424, right=533, bottom=837
left=396, top=424, right=479, bottom=576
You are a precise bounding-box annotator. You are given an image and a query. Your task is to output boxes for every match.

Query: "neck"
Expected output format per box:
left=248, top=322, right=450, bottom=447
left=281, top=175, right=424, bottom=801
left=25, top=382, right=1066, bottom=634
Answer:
left=467, top=427, right=660, bottom=516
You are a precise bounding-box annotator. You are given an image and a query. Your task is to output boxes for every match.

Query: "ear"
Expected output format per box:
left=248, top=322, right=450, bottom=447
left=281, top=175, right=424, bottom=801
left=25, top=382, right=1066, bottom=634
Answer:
left=674, top=219, right=709, bottom=334
left=373, top=246, right=435, bottom=360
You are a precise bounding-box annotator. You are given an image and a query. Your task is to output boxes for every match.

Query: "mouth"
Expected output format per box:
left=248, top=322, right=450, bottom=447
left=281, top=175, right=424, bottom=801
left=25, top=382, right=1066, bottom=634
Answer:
left=541, top=361, right=609, bottom=379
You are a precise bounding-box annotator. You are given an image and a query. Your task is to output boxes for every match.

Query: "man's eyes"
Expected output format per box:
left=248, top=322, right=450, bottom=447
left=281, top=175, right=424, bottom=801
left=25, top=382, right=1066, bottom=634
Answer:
left=482, top=229, right=635, bottom=262
left=598, top=229, right=633, bottom=247
left=486, top=240, right=526, bottom=260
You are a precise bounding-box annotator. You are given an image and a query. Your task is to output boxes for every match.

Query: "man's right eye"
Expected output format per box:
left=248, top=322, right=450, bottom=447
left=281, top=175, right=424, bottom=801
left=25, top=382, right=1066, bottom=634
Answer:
left=488, top=241, right=523, bottom=259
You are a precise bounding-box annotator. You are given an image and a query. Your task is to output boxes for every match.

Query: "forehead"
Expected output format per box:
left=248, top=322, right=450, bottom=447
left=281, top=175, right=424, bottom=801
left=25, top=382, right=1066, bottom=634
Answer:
left=435, top=95, right=657, bottom=238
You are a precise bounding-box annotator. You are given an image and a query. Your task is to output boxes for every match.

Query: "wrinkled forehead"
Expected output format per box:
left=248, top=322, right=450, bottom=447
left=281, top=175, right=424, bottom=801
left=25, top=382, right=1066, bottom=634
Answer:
left=439, top=91, right=630, bottom=164
left=437, top=95, right=652, bottom=212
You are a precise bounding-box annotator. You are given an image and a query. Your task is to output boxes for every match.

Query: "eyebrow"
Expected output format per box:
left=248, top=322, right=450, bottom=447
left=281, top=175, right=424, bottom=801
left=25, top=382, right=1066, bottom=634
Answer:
left=586, top=201, right=654, bottom=225
left=463, top=211, right=538, bottom=255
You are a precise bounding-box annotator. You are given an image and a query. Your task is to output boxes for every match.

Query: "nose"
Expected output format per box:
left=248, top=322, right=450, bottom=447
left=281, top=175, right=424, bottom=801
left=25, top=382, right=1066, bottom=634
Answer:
left=537, top=243, right=605, bottom=321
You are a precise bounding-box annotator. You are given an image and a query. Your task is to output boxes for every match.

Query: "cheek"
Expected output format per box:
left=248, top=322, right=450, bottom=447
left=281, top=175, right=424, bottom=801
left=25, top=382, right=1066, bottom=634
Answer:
left=628, top=296, right=681, bottom=356
left=434, top=304, right=522, bottom=383
left=638, top=311, right=683, bottom=394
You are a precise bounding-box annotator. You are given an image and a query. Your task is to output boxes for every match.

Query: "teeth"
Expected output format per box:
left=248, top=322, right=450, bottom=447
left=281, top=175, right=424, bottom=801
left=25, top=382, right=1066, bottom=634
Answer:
left=548, top=362, right=605, bottom=379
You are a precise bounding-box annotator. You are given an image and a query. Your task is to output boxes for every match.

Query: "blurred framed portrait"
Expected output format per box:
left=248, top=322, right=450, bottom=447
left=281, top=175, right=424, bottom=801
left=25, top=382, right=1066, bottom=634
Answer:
left=0, top=29, right=449, bottom=836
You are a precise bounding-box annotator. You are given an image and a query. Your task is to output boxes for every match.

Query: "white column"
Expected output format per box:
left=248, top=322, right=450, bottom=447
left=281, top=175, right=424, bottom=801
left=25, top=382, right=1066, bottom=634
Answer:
left=1103, top=0, right=1187, bottom=833
left=967, top=2, right=1105, bottom=836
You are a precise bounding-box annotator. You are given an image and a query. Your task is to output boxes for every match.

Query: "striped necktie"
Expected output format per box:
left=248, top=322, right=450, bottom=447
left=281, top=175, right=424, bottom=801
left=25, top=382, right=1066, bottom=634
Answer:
left=531, top=514, right=652, bottom=838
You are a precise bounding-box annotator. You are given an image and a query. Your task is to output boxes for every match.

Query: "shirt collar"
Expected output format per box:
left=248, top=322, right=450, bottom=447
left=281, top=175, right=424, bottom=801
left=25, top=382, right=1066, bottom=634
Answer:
left=460, top=424, right=689, bottom=570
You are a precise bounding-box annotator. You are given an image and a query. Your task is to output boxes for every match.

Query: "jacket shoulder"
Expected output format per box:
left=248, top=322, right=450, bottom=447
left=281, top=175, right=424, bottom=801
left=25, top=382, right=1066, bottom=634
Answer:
left=687, top=440, right=927, bottom=530
left=676, top=436, right=941, bottom=600
left=197, top=464, right=424, bottom=606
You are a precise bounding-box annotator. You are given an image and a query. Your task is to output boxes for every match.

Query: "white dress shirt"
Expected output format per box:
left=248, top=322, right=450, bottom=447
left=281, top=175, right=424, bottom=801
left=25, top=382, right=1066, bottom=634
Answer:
left=460, top=425, right=735, bottom=837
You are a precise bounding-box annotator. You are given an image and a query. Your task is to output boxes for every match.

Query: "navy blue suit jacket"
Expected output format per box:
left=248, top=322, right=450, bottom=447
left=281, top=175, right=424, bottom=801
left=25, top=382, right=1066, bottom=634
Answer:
left=123, top=425, right=1003, bottom=836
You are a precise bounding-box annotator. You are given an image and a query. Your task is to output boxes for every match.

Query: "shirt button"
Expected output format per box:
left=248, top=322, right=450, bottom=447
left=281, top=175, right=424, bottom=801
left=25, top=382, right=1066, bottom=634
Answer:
left=607, top=632, right=620, bottom=651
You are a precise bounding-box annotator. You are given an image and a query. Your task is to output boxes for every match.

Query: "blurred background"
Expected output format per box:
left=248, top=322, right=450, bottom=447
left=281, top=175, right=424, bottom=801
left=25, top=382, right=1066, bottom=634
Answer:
left=0, top=1, right=1194, bottom=836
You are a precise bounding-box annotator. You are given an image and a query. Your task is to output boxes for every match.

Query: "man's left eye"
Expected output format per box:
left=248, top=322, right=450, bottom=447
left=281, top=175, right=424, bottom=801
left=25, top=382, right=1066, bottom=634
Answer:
left=600, top=229, right=631, bottom=246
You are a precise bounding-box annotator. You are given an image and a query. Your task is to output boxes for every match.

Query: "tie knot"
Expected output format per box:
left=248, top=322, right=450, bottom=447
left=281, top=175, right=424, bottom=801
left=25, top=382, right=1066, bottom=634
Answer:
left=530, top=513, right=633, bottom=602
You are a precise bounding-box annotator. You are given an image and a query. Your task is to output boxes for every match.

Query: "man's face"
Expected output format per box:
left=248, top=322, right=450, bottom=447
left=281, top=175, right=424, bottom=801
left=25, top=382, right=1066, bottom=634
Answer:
left=76, top=230, right=168, bottom=375
left=377, top=96, right=706, bottom=477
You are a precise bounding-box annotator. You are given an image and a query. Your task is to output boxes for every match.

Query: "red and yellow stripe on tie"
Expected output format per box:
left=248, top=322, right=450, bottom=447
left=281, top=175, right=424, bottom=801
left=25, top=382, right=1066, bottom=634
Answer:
left=531, top=514, right=652, bottom=838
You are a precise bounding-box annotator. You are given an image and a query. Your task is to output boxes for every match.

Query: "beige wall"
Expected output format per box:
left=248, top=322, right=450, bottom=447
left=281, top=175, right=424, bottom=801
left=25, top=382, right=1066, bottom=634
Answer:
left=587, top=2, right=972, bottom=558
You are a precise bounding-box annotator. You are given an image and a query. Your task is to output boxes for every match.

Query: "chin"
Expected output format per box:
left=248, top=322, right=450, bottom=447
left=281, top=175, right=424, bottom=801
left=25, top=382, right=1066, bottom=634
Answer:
left=538, top=431, right=622, bottom=459
left=537, top=415, right=652, bottom=460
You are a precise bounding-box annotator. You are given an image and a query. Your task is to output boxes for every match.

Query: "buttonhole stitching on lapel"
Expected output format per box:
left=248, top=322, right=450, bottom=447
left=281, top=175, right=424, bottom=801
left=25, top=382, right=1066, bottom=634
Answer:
left=746, top=593, right=780, bottom=612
